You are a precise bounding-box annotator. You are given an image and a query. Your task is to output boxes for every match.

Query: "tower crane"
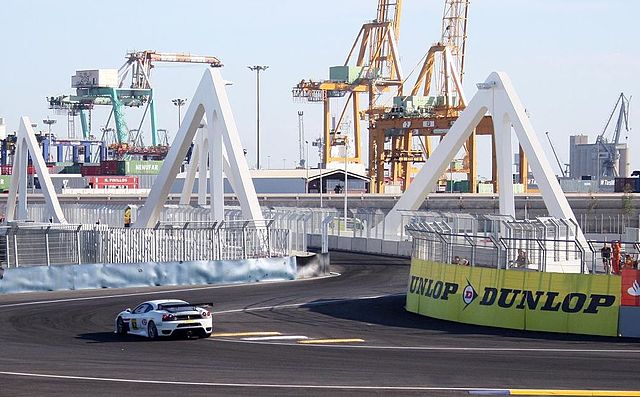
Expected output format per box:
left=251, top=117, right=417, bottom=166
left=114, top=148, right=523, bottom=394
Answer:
left=292, top=1, right=404, bottom=170
left=48, top=50, right=222, bottom=152
left=596, top=92, right=630, bottom=178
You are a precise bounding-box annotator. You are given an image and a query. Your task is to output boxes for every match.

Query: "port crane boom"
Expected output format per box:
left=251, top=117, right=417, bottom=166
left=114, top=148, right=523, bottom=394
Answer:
left=596, top=93, right=630, bottom=178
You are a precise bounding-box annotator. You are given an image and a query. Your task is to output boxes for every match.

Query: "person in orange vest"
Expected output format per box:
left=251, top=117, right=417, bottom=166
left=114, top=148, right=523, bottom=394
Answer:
left=611, top=241, right=622, bottom=274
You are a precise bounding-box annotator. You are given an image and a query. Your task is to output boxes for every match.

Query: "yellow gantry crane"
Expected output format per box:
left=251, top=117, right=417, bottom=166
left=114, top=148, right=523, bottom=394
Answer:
left=369, top=0, right=496, bottom=193
left=292, top=0, right=404, bottom=167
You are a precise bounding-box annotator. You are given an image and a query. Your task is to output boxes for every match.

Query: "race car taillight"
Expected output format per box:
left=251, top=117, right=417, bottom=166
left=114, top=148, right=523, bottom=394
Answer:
left=202, top=311, right=211, bottom=317
left=162, top=313, right=176, bottom=321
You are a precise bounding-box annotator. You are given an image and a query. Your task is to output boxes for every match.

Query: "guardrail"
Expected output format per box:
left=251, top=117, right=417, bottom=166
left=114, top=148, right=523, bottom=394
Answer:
left=0, top=220, right=290, bottom=268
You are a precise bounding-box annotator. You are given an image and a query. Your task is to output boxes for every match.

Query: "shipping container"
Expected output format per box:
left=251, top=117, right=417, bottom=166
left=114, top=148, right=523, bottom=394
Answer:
left=81, top=164, right=103, bottom=176
left=0, top=175, right=10, bottom=192
left=477, top=183, right=494, bottom=194
left=60, top=164, right=82, bottom=174
left=101, top=160, right=121, bottom=175
left=1, top=165, right=52, bottom=175
left=122, top=160, right=163, bottom=175
left=87, top=176, right=139, bottom=189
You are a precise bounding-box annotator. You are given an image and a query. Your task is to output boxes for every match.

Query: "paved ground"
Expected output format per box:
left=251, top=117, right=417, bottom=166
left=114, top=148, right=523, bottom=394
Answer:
left=0, top=252, right=639, bottom=396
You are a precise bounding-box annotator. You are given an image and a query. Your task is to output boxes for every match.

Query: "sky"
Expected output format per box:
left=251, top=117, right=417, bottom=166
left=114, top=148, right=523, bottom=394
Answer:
left=0, top=0, right=638, bottom=177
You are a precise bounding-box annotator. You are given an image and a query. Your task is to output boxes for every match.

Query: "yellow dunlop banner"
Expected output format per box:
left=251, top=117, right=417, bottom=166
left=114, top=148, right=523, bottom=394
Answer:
left=407, top=259, right=621, bottom=337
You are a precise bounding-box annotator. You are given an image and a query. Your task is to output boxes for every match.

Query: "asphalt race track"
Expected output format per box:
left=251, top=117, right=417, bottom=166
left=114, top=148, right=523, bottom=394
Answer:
left=1, top=252, right=639, bottom=396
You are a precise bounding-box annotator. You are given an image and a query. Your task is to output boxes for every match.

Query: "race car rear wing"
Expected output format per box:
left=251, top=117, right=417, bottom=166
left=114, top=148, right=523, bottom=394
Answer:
left=158, top=302, right=214, bottom=310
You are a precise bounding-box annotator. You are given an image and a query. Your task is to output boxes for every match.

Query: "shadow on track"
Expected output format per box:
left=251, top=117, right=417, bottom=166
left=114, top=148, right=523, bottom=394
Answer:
left=75, top=332, right=145, bottom=343
left=305, top=294, right=640, bottom=344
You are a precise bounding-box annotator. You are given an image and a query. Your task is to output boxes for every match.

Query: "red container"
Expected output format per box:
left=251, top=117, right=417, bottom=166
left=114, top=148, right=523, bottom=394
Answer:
left=87, top=176, right=139, bottom=189
left=101, top=160, right=121, bottom=175
left=1, top=165, right=40, bottom=175
left=81, top=164, right=103, bottom=176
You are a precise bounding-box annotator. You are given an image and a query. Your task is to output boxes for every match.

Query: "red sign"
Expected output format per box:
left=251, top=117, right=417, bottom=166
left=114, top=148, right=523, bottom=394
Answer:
left=620, top=269, right=640, bottom=306
left=87, top=176, right=139, bottom=189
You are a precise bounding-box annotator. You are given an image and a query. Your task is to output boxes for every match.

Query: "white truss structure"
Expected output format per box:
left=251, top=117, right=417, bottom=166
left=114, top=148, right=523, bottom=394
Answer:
left=135, top=69, right=263, bottom=227
left=6, top=117, right=66, bottom=223
left=385, top=71, right=587, bottom=247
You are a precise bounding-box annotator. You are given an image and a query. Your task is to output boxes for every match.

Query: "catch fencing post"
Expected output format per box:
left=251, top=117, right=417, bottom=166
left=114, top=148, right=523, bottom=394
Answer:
left=45, top=226, right=51, bottom=266
left=76, top=226, right=82, bottom=265
left=13, top=233, right=19, bottom=267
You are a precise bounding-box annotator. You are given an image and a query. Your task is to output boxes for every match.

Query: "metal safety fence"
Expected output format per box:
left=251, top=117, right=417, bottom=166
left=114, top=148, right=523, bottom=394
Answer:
left=0, top=220, right=290, bottom=268
left=406, top=223, right=589, bottom=273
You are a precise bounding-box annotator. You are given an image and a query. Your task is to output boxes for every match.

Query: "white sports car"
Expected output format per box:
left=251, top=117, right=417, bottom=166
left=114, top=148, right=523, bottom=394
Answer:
left=115, top=299, right=213, bottom=339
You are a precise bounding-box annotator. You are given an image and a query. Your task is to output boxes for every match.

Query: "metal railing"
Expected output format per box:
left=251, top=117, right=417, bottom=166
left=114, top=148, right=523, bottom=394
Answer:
left=0, top=220, right=290, bottom=268
left=406, top=223, right=588, bottom=273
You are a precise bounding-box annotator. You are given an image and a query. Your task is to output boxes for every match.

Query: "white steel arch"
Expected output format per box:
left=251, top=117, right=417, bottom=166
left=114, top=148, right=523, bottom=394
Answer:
left=385, top=71, right=586, bottom=246
left=135, top=68, right=263, bottom=227
left=6, top=117, right=66, bottom=223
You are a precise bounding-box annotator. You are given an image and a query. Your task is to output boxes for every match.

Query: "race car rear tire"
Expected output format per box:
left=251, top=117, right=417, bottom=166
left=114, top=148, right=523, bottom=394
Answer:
left=147, top=321, right=158, bottom=340
left=116, top=317, right=127, bottom=335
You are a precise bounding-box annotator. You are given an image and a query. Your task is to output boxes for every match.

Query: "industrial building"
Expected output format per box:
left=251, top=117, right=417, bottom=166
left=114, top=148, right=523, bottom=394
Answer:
left=569, top=134, right=629, bottom=181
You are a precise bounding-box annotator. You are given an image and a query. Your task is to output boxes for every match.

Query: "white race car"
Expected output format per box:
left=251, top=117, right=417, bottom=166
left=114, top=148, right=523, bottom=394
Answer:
left=115, top=299, right=213, bottom=339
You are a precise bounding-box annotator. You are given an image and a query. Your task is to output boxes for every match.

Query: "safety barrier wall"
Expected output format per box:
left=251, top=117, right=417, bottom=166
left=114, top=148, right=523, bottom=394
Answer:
left=0, top=223, right=290, bottom=268
left=407, top=258, right=622, bottom=337
left=0, top=256, right=298, bottom=294
left=307, top=233, right=413, bottom=257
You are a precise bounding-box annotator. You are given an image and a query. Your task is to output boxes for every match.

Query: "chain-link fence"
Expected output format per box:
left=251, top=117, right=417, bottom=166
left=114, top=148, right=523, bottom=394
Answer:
left=0, top=221, right=290, bottom=268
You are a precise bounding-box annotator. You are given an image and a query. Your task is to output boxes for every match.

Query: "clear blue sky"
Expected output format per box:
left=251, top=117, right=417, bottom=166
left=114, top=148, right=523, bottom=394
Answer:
left=0, top=0, right=637, bottom=176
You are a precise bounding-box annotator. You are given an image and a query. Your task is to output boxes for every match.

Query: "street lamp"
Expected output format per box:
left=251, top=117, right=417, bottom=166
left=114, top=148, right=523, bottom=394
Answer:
left=247, top=65, right=269, bottom=169
left=172, top=98, right=187, bottom=128
left=43, top=117, right=56, bottom=141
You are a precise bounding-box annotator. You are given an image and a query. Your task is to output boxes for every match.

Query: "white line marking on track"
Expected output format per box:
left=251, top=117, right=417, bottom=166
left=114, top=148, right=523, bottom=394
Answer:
left=0, top=371, right=504, bottom=391
left=0, top=273, right=340, bottom=309
left=241, top=335, right=309, bottom=341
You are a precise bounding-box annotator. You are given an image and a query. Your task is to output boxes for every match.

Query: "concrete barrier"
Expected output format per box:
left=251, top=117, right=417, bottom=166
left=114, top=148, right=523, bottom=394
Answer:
left=308, top=234, right=412, bottom=258
left=296, top=252, right=330, bottom=279
left=0, top=257, right=297, bottom=294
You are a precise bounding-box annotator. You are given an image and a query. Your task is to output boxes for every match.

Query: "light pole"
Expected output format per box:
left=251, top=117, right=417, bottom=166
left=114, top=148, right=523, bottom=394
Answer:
left=172, top=98, right=187, bottom=128
left=305, top=140, right=309, bottom=194
left=248, top=65, right=269, bottom=169
left=43, top=117, right=56, bottom=141
left=344, top=140, right=348, bottom=229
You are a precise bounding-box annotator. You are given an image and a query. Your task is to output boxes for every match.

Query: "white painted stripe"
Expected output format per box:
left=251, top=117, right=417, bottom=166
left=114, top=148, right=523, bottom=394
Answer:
left=241, top=335, right=309, bottom=341
left=215, top=338, right=640, bottom=354
left=0, top=370, right=503, bottom=391
left=0, top=273, right=340, bottom=309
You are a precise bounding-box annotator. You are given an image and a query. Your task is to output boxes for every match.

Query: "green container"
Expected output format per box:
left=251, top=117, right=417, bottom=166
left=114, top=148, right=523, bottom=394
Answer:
left=454, top=180, right=470, bottom=193
left=121, top=160, right=163, bottom=175
left=61, top=164, right=82, bottom=174
left=0, top=175, right=10, bottom=192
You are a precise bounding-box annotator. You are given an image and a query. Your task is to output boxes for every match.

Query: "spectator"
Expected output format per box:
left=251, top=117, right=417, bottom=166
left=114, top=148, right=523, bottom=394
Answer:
left=600, top=243, right=612, bottom=274
left=612, top=241, right=622, bottom=274
left=516, top=249, right=528, bottom=268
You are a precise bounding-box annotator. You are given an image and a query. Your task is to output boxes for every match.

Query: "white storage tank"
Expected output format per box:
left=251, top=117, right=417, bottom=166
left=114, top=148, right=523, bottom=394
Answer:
left=71, top=69, right=118, bottom=88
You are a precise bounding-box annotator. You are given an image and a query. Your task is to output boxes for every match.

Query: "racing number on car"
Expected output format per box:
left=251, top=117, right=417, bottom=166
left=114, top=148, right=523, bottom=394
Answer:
left=131, top=319, right=137, bottom=329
